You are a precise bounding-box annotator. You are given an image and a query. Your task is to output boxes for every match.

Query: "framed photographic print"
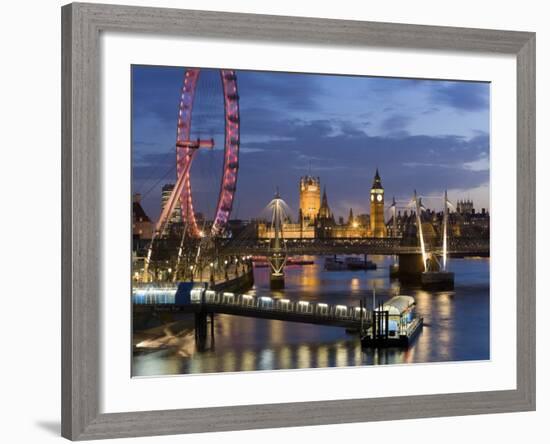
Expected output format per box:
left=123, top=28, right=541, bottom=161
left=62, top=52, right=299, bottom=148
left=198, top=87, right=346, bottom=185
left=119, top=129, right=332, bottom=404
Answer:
left=61, top=2, right=535, bottom=440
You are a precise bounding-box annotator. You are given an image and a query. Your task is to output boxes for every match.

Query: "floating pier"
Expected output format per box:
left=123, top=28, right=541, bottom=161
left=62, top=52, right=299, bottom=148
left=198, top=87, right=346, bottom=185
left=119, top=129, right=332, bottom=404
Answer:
left=361, top=295, right=423, bottom=348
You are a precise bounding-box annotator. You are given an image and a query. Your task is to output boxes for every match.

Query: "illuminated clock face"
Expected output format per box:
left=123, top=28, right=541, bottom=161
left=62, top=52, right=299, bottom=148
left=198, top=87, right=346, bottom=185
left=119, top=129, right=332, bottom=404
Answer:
left=377, top=194, right=383, bottom=202
left=370, top=194, right=374, bottom=202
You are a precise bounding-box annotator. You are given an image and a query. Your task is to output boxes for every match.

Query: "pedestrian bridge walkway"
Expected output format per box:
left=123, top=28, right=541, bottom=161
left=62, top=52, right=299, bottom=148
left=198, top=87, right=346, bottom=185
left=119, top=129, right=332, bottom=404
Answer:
left=181, top=287, right=372, bottom=330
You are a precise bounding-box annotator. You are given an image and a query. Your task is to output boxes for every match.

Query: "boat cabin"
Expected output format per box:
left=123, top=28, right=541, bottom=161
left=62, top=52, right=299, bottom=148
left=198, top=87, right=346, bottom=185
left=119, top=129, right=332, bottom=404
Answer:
left=362, top=295, right=423, bottom=347
left=375, top=295, right=416, bottom=336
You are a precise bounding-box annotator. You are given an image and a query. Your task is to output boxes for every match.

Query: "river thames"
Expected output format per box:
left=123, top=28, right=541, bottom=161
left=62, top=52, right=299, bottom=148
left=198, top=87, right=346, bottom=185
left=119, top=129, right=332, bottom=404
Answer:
left=132, top=255, right=489, bottom=376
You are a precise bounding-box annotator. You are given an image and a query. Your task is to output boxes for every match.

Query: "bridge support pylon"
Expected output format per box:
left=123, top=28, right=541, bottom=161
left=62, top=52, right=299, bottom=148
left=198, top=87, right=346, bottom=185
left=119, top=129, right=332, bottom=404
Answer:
left=393, top=253, right=455, bottom=289
left=267, top=189, right=287, bottom=290
left=421, top=270, right=454, bottom=290
left=269, top=253, right=285, bottom=289
left=392, top=253, right=424, bottom=283
left=194, top=310, right=215, bottom=350
left=195, top=312, right=207, bottom=340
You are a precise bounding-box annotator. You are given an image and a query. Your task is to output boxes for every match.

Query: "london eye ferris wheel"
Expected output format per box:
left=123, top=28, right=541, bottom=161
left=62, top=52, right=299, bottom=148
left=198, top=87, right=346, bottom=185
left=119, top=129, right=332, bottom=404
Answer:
left=158, top=67, right=241, bottom=239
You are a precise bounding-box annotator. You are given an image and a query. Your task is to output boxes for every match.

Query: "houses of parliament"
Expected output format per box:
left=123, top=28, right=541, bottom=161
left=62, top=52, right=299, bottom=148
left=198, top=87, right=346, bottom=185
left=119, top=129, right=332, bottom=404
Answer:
left=257, top=169, right=388, bottom=239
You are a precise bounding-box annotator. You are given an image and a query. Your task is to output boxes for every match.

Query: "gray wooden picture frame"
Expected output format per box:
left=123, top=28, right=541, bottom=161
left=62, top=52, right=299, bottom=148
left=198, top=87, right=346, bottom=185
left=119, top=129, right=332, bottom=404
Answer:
left=61, top=2, right=536, bottom=440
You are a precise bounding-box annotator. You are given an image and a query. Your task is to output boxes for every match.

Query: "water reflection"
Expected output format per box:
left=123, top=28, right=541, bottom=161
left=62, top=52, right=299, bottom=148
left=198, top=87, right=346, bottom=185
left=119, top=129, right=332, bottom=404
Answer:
left=241, top=350, right=255, bottom=372
left=279, top=346, right=292, bottom=369
left=317, top=345, right=329, bottom=368
left=133, top=256, right=490, bottom=376
left=297, top=344, right=311, bottom=369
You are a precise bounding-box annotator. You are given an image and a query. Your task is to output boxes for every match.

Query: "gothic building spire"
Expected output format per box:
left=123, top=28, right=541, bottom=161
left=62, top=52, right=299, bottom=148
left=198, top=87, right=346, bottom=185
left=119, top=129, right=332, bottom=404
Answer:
left=318, top=186, right=333, bottom=220
left=372, top=168, right=383, bottom=189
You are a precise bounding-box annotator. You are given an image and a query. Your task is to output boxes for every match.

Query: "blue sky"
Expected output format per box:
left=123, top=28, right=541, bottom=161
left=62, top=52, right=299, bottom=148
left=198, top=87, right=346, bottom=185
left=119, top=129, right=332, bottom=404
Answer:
left=132, top=66, right=490, bottom=222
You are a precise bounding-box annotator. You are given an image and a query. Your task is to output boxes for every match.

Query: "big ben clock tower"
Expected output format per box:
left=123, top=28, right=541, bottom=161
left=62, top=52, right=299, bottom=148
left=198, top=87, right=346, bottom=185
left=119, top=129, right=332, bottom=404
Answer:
left=370, top=169, right=387, bottom=238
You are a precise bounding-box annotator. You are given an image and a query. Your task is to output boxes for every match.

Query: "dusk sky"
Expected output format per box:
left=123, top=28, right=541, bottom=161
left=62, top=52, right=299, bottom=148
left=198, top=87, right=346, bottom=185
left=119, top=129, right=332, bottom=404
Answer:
left=132, top=66, right=490, bottom=222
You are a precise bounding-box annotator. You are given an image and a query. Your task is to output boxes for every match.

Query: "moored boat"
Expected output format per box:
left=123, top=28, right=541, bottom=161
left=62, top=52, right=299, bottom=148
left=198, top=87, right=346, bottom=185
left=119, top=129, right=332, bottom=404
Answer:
left=324, top=256, right=347, bottom=270
left=344, top=256, right=377, bottom=270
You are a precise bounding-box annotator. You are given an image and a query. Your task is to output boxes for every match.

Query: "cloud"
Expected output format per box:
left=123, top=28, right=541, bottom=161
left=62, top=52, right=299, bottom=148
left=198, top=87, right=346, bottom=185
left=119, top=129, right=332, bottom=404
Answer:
left=238, top=70, right=323, bottom=112
left=239, top=147, right=266, bottom=154
left=135, top=109, right=489, bottom=220
left=338, top=120, right=369, bottom=137
left=132, top=66, right=490, bottom=220
left=132, top=65, right=183, bottom=120
left=230, top=119, right=489, bottom=218
left=133, top=140, right=158, bottom=147
left=380, top=114, right=412, bottom=134
left=431, top=82, right=489, bottom=111
left=463, top=154, right=490, bottom=172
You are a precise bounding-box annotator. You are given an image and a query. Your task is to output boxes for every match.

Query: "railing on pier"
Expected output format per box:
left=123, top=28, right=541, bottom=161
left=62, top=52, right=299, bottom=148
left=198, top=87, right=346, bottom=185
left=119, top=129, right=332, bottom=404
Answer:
left=133, top=285, right=177, bottom=305
left=186, top=288, right=371, bottom=329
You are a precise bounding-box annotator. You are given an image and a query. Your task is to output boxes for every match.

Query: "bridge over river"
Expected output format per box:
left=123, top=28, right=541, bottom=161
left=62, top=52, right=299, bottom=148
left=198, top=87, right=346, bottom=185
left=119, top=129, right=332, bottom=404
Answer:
left=217, top=236, right=490, bottom=257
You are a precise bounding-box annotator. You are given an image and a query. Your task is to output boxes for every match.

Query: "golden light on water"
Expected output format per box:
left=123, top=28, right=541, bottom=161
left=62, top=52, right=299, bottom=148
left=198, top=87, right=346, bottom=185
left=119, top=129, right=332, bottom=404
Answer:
left=223, top=351, right=237, bottom=372
left=435, top=292, right=454, bottom=359
left=335, top=347, right=348, bottom=367
left=438, top=292, right=454, bottom=319
left=353, top=344, right=363, bottom=366
left=297, top=345, right=311, bottom=369
left=241, top=350, right=255, bottom=372
left=298, top=264, right=320, bottom=288
left=317, top=346, right=329, bottom=368
left=279, top=346, right=292, bottom=368
left=270, top=319, right=284, bottom=343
